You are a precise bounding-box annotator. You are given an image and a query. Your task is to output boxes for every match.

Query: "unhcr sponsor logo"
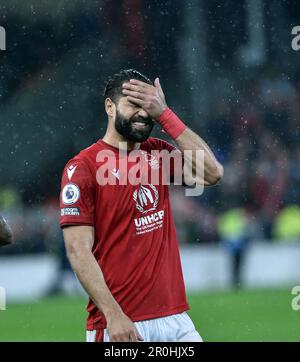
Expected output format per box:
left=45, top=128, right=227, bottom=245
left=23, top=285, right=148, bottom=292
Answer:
left=134, top=210, right=164, bottom=227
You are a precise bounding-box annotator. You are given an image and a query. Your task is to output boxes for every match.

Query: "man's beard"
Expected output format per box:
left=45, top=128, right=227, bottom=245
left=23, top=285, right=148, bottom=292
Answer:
left=115, top=109, right=154, bottom=142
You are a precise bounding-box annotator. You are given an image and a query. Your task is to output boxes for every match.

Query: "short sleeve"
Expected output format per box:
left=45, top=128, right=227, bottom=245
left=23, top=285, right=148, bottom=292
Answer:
left=59, top=158, right=95, bottom=228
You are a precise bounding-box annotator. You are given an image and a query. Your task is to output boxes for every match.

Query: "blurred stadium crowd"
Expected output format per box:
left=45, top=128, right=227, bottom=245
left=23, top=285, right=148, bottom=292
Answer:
left=1, top=0, right=300, bottom=258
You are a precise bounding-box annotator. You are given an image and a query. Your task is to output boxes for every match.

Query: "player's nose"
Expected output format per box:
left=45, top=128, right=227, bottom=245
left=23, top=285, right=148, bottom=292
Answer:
left=138, top=108, right=149, bottom=119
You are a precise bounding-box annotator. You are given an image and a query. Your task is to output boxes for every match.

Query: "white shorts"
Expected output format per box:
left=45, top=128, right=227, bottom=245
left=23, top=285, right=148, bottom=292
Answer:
left=86, top=312, right=203, bottom=342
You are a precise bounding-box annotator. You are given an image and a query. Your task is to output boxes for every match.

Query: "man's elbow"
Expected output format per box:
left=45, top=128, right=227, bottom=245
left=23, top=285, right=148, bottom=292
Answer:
left=207, top=162, right=224, bottom=186
left=65, top=242, right=82, bottom=263
left=64, top=238, right=92, bottom=264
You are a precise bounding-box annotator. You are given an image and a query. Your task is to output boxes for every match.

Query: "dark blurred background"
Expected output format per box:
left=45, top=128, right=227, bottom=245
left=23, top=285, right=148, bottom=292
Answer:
left=0, top=0, right=300, bottom=293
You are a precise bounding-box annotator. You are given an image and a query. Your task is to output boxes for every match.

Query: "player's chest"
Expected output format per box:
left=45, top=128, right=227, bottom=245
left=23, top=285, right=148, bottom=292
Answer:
left=92, top=151, right=169, bottom=212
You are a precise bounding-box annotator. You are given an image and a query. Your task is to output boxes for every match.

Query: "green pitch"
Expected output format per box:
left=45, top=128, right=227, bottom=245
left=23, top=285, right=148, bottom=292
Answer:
left=0, top=289, right=299, bottom=341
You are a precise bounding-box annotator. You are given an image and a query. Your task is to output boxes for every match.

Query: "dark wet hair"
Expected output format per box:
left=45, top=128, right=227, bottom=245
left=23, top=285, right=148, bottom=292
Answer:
left=103, top=69, right=152, bottom=103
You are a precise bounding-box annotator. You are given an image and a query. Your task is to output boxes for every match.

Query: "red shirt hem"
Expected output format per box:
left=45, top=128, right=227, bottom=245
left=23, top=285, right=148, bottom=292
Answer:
left=86, top=303, right=190, bottom=331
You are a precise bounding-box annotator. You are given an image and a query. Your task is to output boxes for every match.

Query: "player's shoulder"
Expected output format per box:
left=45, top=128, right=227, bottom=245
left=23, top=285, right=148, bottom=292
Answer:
left=62, top=141, right=101, bottom=178
left=66, top=141, right=101, bottom=165
left=141, top=137, right=177, bottom=152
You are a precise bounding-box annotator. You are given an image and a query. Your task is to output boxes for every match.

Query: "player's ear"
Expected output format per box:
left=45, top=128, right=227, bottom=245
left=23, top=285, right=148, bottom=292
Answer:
left=105, top=98, right=116, bottom=118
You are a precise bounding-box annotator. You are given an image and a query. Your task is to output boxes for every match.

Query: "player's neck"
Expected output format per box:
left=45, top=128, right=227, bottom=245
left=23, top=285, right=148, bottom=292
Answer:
left=102, top=132, right=140, bottom=151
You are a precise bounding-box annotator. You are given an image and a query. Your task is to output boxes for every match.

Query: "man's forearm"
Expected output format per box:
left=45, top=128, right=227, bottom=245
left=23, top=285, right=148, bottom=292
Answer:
left=157, top=108, right=223, bottom=185
left=0, top=216, right=12, bottom=247
left=175, top=127, right=224, bottom=185
left=67, top=247, right=123, bottom=320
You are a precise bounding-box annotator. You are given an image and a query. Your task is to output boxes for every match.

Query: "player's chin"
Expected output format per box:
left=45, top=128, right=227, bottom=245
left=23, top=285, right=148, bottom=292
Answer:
left=129, top=129, right=153, bottom=142
left=134, top=133, right=151, bottom=142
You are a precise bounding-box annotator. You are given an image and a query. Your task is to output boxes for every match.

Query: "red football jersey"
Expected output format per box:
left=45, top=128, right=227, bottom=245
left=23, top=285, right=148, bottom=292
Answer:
left=59, top=137, right=189, bottom=330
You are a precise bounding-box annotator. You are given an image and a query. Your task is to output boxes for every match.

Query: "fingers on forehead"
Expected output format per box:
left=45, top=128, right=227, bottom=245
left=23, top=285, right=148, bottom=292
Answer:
left=127, top=96, right=143, bottom=105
